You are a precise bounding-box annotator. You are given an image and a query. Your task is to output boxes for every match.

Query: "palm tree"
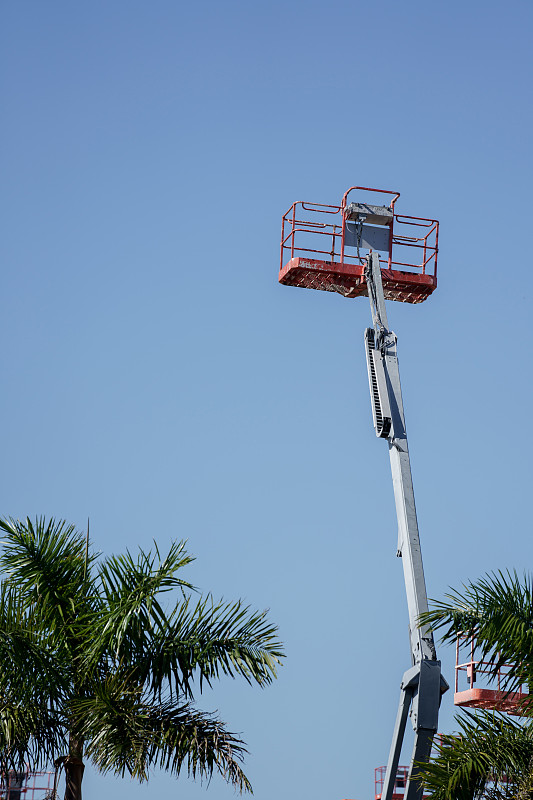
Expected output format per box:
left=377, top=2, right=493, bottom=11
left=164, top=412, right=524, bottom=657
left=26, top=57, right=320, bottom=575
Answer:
left=417, top=571, right=533, bottom=799
left=0, top=517, right=283, bottom=800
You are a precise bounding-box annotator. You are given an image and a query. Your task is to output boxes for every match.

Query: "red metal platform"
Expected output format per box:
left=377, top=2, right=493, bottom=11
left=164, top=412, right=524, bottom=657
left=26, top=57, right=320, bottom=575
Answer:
left=279, top=186, right=439, bottom=305
left=0, top=770, right=55, bottom=799
left=454, top=687, right=528, bottom=714
left=455, top=636, right=529, bottom=716
left=375, top=765, right=429, bottom=799
left=279, top=257, right=436, bottom=304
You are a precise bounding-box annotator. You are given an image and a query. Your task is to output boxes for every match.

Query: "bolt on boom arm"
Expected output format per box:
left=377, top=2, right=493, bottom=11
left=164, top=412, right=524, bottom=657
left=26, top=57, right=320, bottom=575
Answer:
left=364, top=252, right=448, bottom=800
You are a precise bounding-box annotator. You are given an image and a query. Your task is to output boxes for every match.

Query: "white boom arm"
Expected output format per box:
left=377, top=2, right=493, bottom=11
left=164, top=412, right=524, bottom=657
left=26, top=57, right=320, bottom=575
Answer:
left=364, top=252, right=448, bottom=800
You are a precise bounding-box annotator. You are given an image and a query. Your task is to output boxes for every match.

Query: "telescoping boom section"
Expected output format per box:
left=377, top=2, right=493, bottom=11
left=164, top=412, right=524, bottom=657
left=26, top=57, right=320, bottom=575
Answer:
left=279, top=187, right=446, bottom=800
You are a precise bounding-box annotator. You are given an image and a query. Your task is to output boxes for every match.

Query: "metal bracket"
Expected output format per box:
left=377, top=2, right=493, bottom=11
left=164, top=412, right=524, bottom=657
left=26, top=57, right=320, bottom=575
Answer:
left=380, top=661, right=447, bottom=800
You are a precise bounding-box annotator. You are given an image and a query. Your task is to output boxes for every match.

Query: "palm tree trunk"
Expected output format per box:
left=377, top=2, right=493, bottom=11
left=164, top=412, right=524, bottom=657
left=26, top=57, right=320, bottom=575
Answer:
left=63, top=752, right=84, bottom=800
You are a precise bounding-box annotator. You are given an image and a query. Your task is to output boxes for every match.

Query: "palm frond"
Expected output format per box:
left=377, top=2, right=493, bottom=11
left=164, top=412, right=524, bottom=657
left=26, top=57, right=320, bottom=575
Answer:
left=93, top=541, right=195, bottom=658
left=418, top=711, right=533, bottom=800
left=0, top=583, right=69, bottom=708
left=99, top=540, right=195, bottom=600
left=137, top=595, right=284, bottom=700
left=72, top=681, right=252, bottom=792
left=0, top=582, right=68, bottom=772
left=0, top=517, right=97, bottom=631
left=0, top=699, right=66, bottom=774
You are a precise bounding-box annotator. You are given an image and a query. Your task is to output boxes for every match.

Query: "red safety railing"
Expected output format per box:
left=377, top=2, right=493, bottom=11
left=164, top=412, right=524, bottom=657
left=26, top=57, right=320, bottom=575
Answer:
left=0, top=770, right=55, bottom=800
left=455, top=635, right=529, bottom=715
left=280, top=193, right=438, bottom=279
left=280, top=201, right=343, bottom=267
left=374, top=766, right=429, bottom=800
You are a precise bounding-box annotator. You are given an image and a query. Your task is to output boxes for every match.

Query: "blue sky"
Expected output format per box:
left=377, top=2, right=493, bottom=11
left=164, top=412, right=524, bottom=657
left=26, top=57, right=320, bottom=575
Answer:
left=1, top=1, right=532, bottom=798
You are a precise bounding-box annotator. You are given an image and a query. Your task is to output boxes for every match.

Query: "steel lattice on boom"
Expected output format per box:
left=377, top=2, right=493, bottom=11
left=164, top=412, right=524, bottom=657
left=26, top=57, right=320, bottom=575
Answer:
left=279, top=187, right=447, bottom=800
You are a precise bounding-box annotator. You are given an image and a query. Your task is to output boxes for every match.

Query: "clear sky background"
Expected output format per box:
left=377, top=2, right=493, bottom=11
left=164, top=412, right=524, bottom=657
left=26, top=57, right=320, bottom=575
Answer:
left=1, top=2, right=532, bottom=799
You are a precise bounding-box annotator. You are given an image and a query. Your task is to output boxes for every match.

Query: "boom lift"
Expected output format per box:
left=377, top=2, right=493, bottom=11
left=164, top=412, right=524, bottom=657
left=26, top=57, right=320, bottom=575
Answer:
left=279, top=187, right=447, bottom=800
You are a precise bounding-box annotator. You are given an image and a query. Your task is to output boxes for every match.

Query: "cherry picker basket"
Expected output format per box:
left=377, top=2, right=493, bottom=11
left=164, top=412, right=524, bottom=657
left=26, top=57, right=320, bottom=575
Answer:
left=374, top=765, right=429, bottom=800
left=0, top=769, right=55, bottom=800
left=280, top=186, right=438, bottom=304
left=455, top=634, right=529, bottom=715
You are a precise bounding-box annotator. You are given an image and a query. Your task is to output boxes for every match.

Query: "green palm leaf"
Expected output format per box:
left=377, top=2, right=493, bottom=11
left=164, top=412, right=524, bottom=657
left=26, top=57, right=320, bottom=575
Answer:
left=0, top=517, right=97, bottom=634
left=72, top=678, right=251, bottom=791
left=418, top=711, right=533, bottom=799
left=90, top=543, right=283, bottom=700
left=88, top=541, right=194, bottom=663
left=142, top=595, right=284, bottom=697
left=0, top=583, right=68, bottom=772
